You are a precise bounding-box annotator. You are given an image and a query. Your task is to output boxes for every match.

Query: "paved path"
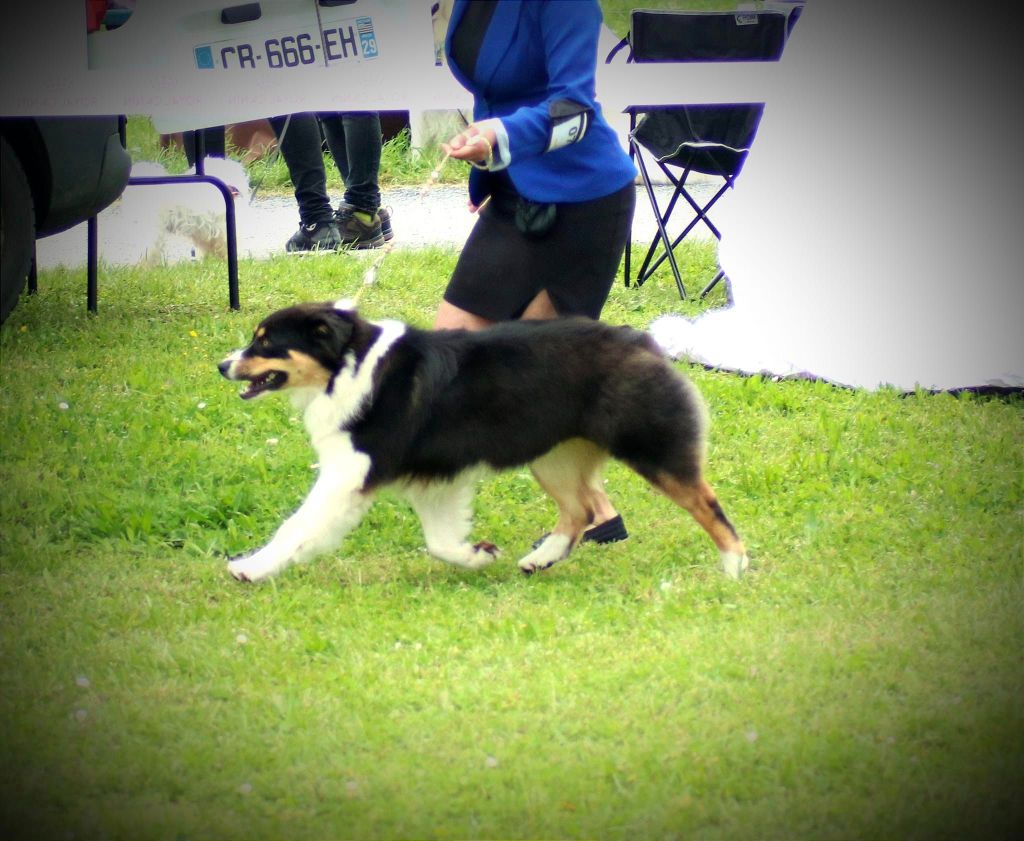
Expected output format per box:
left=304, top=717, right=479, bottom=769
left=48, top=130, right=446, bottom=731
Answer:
left=35, top=182, right=719, bottom=270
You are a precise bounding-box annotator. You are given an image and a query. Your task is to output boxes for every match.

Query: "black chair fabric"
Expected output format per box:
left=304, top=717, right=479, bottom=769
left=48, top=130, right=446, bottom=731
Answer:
left=630, top=9, right=793, bottom=63
left=632, top=104, right=765, bottom=179
left=620, top=6, right=801, bottom=298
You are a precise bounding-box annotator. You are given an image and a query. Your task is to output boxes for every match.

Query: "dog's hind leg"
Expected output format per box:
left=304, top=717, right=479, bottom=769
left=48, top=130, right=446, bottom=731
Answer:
left=651, top=473, right=749, bottom=579
left=403, top=472, right=499, bottom=570
left=519, top=440, right=609, bottom=574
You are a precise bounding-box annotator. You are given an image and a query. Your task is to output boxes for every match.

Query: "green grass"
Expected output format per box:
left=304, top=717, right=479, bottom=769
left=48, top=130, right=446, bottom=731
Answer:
left=1, top=245, right=1021, bottom=841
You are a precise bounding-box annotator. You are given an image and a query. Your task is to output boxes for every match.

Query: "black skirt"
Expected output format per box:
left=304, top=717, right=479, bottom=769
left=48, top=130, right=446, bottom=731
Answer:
left=444, top=173, right=635, bottom=321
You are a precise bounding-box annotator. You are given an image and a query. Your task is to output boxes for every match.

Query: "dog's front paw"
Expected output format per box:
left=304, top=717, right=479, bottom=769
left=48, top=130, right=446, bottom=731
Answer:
left=720, top=551, right=750, bottom=580
left=227, top=552, right=276, bottom=583
left=464, top=540, right=500, bottom=570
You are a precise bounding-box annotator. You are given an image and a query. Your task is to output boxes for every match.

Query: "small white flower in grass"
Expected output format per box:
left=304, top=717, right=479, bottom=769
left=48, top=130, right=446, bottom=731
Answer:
left=197, top=401, right=207, bottom=410
left=238, top=783, right=253, bottom=795
left=485, top=755, right=499, bottom=769
left=75, top=676, right=90, bottom=688
left=74, top=709, right=88, bottom=722
left=660, top=580, right=673, bottom=593
left=236, top=633, right=249, bottom=645
left=266, top=438, right=279, bottom=446
left=745, top=729, right=759, bottom=743
left=58, top=402, right=70, bottom=411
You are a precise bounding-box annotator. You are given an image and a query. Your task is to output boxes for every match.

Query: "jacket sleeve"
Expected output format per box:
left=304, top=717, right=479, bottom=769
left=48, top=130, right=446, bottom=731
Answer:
left=498, top=0, right=602, bottom=164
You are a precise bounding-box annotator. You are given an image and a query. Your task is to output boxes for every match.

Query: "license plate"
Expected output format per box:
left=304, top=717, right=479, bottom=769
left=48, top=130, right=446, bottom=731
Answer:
left=194, top=15, right=378, bottom=71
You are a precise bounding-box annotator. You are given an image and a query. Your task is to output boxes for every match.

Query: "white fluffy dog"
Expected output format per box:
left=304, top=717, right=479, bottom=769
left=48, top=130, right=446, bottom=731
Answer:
left=117, top=157, right=253, bottom=264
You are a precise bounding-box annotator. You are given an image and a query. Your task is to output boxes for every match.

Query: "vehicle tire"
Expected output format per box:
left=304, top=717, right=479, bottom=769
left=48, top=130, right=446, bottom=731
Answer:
left=1, top=136, right=35, bottom=325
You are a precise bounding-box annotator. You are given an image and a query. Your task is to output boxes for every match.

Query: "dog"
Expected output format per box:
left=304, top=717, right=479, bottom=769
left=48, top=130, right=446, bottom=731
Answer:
left=116, top=158, right=253, bottom=264
left=217, top=301, right=749, bottom=583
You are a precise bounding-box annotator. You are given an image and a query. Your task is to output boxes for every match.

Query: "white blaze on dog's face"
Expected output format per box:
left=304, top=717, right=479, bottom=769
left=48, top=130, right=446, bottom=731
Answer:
left=218, top=302, right=361, bottom=400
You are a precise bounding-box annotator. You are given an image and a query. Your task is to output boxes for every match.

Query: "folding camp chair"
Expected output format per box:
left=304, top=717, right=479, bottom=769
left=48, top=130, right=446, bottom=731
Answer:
left=609, top=5, right=802, bottom=299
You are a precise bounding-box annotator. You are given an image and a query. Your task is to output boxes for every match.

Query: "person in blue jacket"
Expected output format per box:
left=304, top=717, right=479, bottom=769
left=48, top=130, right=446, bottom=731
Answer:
left=435, top=0, right=636, bottom=544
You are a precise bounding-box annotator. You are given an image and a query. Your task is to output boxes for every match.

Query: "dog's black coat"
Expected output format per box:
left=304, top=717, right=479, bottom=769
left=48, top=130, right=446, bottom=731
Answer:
left=253, top=303, right=706, bottom=491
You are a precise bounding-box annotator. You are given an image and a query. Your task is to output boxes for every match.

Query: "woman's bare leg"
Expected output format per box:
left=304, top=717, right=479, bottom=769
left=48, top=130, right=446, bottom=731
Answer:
left=433, top=299, right=496, bottom=331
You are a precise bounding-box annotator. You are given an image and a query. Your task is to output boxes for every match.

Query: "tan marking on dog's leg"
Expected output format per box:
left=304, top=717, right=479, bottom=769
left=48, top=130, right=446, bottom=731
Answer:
left=580, top=464, right=618, bottom=527
left=653, top=475, right=749, bottom=579
left=519, top=440, right=609, bottom=573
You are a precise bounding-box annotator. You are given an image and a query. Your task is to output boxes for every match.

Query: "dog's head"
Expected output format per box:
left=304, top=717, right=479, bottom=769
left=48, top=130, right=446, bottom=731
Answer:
left=218, top=300, right=368, bottom=399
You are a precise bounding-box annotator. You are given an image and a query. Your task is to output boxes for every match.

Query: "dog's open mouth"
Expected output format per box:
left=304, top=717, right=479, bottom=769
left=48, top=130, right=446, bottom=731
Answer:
left=240, top=370, right=287, bottom=399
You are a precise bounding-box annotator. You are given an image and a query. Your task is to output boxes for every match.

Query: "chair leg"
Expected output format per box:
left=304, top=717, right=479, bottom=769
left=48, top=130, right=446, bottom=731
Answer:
left=643, top=177, right=732, bottom=286
left=624, top=222, right=632, bottom=287
left=636, top=172, right=685, bottom=283
left=700, top=269, right=726, bottom=299
left=28, top=245, right=38, bottom=295
left=679, top=179, right=729, bottom=241
left=87, top=215, right=98, bottom=313
left=632, top=141, right=687, bottom=299
left=643, top=206, right=710, bottom=279
left=191, top=133, right=239, bottom=309
left=224, top=190, right=239, bottom=310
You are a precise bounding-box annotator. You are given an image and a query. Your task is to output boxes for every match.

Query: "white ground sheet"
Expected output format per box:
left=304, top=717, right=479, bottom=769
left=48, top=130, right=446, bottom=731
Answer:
left=649, top=0, right=1024, bottom=391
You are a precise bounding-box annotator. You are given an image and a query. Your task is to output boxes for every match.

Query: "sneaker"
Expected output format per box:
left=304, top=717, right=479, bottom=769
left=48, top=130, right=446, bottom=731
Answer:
left=335, top=203, right=387, bottom=249
left=378, top=206, right=394, bottom=241
left=285, top=220, right=341, bottom=253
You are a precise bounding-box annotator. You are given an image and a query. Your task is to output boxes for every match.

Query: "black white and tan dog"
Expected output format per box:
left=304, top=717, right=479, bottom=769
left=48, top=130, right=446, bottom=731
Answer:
left=217, top=301, right=749, bottom=582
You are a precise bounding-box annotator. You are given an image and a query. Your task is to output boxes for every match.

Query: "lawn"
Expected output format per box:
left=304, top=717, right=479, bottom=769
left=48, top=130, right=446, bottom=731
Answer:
left=1, top=240, right=1021, bottom=841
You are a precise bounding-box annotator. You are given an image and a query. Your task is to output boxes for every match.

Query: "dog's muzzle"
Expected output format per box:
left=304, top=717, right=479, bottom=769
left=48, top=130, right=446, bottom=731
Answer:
left=218, top=354, right=288, bottom=400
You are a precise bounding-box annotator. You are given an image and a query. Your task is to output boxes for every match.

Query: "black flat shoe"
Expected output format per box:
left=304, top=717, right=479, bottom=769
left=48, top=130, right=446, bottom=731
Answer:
left=531, top=514, right=628, bottom=551
left=581, top=514, right=629, bottom=544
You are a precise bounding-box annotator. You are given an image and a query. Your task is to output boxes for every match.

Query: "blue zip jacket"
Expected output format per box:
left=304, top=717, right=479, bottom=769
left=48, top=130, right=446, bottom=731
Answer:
left=445, top=0, right=636, bottom=204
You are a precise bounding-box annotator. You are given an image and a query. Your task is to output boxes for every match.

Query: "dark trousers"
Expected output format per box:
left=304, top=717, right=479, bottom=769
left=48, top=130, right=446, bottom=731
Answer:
left=183, top=126, right=226, bottom=167
left=269, top=112, right=382, bottom=224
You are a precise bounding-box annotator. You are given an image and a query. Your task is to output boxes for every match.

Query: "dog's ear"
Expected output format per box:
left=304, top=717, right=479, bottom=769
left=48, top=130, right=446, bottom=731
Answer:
left=313, top=309, right=355, bottom=361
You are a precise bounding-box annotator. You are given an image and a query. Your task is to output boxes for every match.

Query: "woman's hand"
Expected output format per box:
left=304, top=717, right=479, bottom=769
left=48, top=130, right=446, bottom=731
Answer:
left=442, top=122, right=497, bottom=165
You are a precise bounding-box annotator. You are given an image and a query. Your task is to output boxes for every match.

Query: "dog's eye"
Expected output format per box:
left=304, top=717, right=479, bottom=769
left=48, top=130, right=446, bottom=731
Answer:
left=257, top=336, right=271, bottom=349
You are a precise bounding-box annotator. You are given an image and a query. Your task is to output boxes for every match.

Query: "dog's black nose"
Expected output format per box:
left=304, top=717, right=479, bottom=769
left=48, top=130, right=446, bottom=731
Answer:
left=218, top=359, right=233, bottom=378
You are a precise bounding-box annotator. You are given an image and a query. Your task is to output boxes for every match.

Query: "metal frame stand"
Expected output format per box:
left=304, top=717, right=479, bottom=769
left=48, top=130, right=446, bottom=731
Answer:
left=85, top=130, right=240, bottom=312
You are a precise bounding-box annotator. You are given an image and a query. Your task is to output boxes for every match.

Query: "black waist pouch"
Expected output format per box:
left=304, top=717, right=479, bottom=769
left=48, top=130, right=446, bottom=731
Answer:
left=480, top=171, right=557, bottom=239
left=515, top=198, right=557, bottom=239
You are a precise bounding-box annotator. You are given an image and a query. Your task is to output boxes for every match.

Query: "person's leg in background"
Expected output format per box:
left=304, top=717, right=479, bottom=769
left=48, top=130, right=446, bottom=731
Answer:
left=268, top=113, right=341, bottom=252
left=319, top=112, right=391, bottom=248
left=183, top=126, right=226, bottom=168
